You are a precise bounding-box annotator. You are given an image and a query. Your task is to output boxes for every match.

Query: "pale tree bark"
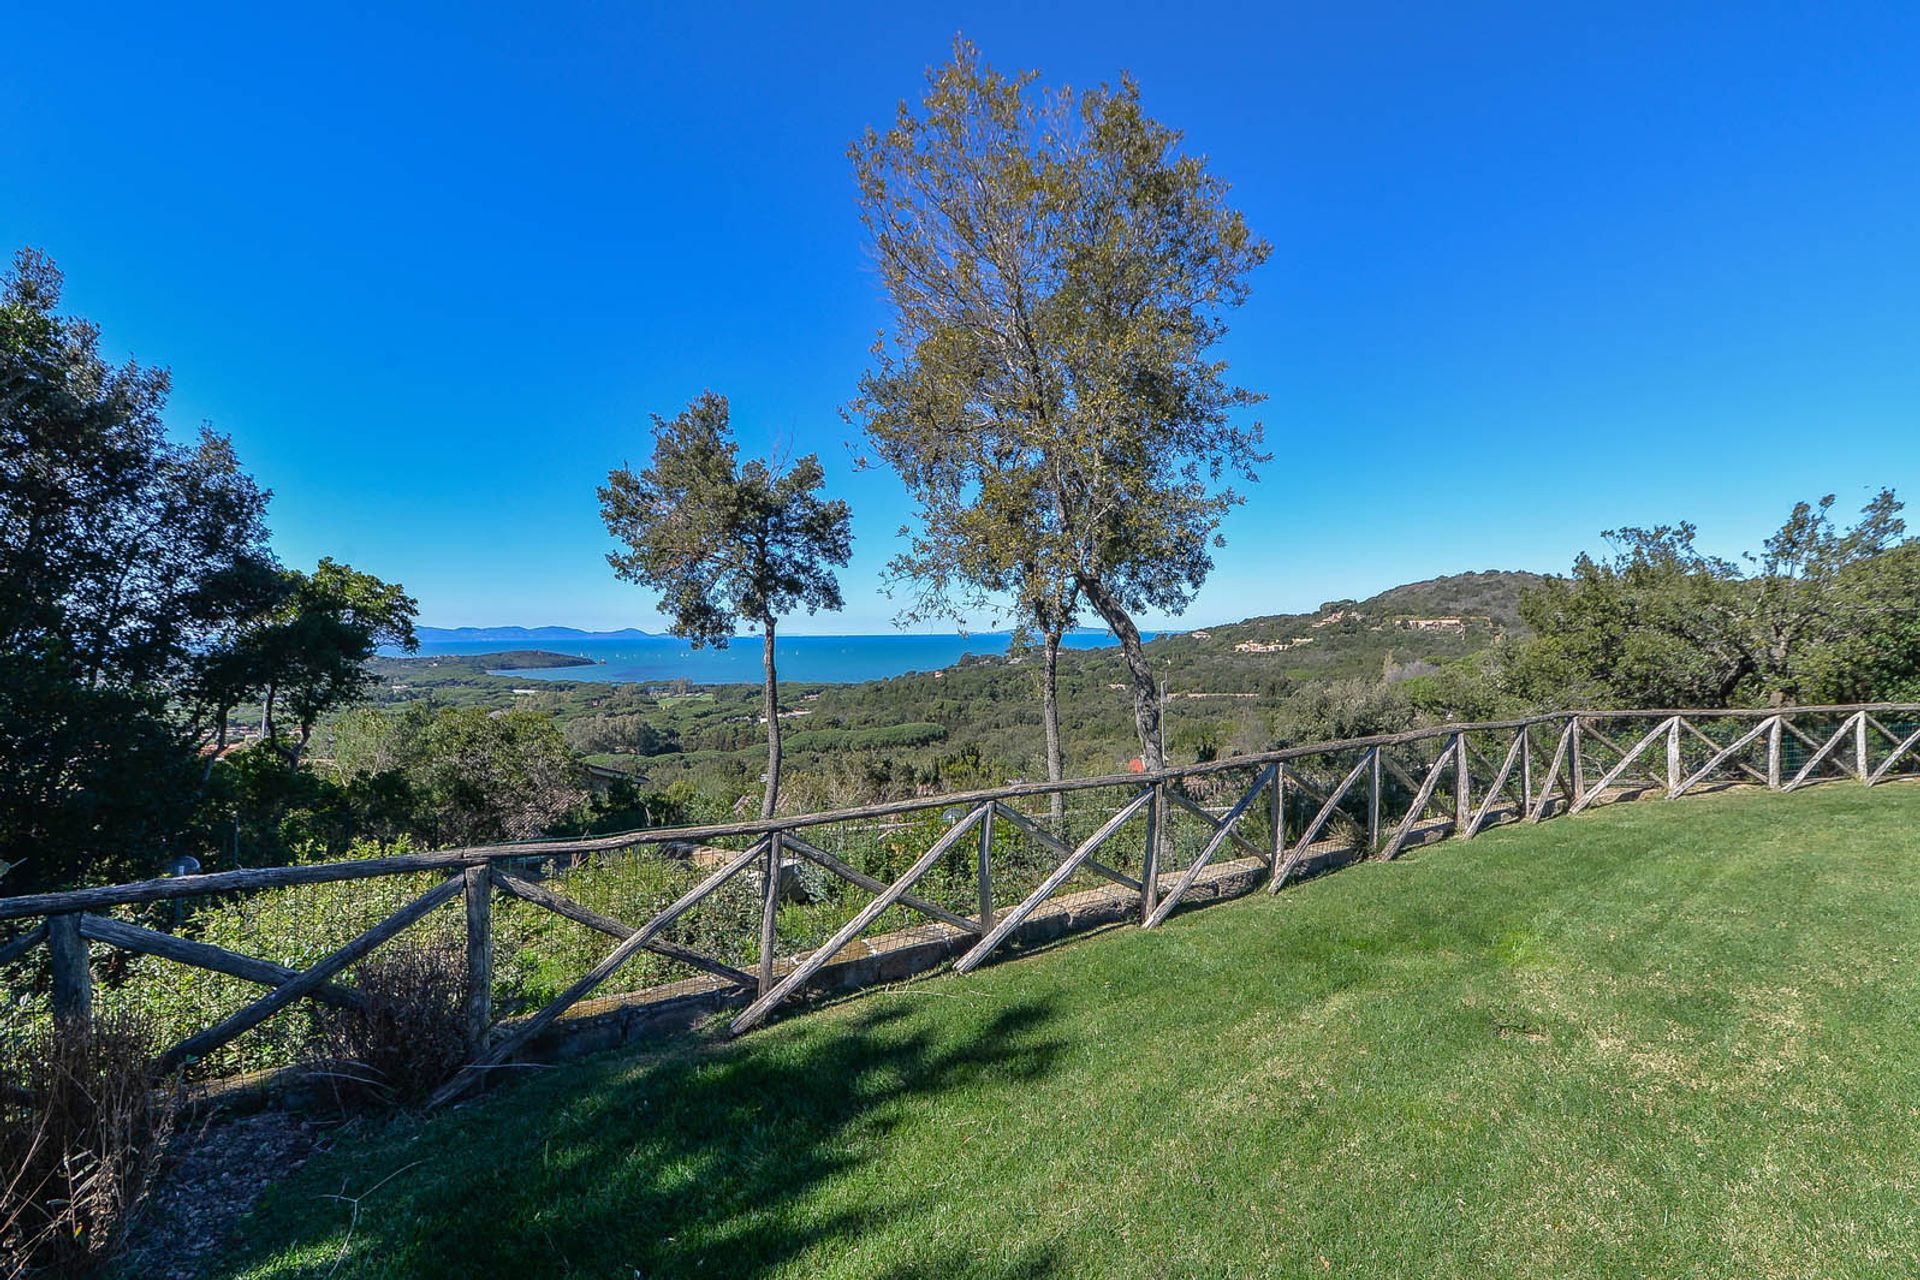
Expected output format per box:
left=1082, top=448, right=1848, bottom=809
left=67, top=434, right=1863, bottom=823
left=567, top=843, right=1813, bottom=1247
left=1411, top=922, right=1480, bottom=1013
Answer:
left=1078, top=576, right=1163, bottom=774
left=200, top=707, right=231, bottom=788
left=1041, top=626, right=1066, bottom=828
left=760, top=618, right=782, bottom=819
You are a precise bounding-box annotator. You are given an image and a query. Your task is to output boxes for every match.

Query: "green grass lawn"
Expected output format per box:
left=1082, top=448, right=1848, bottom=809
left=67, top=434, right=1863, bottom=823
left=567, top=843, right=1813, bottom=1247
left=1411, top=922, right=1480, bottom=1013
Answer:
left=211, top=784, right=1920, bottom=1279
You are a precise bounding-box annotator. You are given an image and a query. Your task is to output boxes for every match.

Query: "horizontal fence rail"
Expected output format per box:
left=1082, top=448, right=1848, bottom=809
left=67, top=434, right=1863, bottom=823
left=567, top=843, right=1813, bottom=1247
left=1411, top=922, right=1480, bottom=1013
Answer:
left=4, top=704, right=1918, bottom=1107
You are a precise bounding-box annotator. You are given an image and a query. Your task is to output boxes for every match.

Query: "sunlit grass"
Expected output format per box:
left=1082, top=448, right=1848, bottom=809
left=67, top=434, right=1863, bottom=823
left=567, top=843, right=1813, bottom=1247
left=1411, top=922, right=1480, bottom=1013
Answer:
left=210, top=783, right=1920, bottom=1279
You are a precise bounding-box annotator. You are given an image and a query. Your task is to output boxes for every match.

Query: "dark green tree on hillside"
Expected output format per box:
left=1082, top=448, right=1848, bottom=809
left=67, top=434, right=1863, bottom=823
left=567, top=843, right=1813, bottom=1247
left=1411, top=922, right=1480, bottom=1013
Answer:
left=1509, top=491, right=1920, bottom=709
left=851, top=40, right=1270, bottom=773
left=251, top=558, right=418, bottom=767
left=0, top=248, right=424, bottom=889
left=1, top=248, right=280, bottom=891
left=600, top=392, right=852, bottom=817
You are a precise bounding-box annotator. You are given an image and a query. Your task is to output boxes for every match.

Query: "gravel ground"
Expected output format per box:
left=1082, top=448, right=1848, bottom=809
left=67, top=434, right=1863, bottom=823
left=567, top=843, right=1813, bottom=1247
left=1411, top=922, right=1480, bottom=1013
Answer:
left=120, top=1110, right=322, bottom=1280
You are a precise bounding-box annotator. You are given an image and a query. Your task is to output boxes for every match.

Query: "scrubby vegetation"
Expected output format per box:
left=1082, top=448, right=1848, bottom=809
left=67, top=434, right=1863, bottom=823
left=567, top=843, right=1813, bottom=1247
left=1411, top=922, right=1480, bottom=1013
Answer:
left=0, top=1008, right=179, bottom=1275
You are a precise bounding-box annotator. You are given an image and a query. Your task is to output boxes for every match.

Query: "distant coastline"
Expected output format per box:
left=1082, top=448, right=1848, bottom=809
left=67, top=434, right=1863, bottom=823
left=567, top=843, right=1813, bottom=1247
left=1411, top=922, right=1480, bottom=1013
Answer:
left=415, top=625, right=655, bottom=644
left=384, top=630, right=1160, bottom=685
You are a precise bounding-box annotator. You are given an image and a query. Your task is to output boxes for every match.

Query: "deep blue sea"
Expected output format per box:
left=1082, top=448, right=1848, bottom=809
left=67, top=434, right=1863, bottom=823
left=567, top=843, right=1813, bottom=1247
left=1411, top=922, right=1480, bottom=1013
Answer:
left=398, top=631, right=1157, bottom=685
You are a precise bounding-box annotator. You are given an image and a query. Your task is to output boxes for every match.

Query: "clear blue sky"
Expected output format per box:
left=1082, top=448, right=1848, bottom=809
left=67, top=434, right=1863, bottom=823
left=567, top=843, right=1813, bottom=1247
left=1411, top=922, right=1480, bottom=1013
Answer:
left=5, top=2, right=1916, bottom=633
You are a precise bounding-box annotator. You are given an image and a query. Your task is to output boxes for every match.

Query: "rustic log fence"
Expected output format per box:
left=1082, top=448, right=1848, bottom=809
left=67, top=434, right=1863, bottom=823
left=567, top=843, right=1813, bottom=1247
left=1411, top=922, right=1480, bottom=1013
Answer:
left=2, top=704, right=1917, bottom=1108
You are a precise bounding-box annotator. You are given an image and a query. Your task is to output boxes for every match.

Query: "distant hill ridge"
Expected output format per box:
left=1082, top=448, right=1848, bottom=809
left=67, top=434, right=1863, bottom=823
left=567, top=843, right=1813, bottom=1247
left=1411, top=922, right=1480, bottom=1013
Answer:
left=1176, top=569, right=1550, bottom=643
left=419, top=571, right=1552, bottom=649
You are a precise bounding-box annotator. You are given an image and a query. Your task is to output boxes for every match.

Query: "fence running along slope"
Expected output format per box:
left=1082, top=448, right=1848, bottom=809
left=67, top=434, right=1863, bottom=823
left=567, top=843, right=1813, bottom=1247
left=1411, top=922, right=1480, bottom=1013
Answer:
left=2, top=705, right=1915, bottom=1108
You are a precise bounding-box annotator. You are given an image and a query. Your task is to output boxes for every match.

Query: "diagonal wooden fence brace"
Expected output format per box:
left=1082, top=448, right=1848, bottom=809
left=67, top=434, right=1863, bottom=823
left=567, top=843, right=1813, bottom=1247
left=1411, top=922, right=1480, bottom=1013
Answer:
left=1164, top=789, right=1269, bottom=864
left=1377, top=751, right=1423, bottom=795
left=1780, top=717, right=1862, bottom=782
left=1390, top=742, right=1461, bottom=829
left=779, top=832, right=986, bottom=935
left=952, top=789, right=1155, bottom=976
left=0, top=922, right=48, bottom=968
left=490, top=869, right=757, bottom=988
left=990, top=803, right=1143, bottom=893
left=77, top=914, right=368, bottom=1011
left=1382, top=739, right=1458, bottom=861
left=1568, top=717, right=1676, bottom=815
left=1784, top=712, right=1866, bottom=792
left=1668, top=717, right=1777, bottom=799
left=1145, top=765, right=1275, bottom=929
left=1679, top=718, right=1768, bottom=787
left=730, top=806, right=990, bottom=1033
left=1466, top=731, right=1527, bottom=838
left=1868, top=724, right=1920, bottom=785
left=161, top=873, right=465, bottom=1075
left=432, top=840, right=766, bottom=1106
left=1273, top=750, right=1375, bottom=890
left=1529, top=719, right=1575, bottom=821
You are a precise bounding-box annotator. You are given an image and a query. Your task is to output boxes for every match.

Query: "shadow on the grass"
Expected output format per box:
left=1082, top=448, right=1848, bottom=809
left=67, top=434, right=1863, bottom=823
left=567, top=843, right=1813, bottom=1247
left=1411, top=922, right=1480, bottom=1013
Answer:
left=219, top=997, right=1069, bottom=1279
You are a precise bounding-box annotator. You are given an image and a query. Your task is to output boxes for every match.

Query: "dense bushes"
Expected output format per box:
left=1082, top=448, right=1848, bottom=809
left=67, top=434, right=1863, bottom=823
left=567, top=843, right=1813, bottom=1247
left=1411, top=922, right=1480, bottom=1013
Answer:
left=92, top=840, right=730, bottom=1079
left=96, top=853, right=458, bottom=1078
left=783, top=721, right=947, bottom=753
left=562, top=712, right=677, bottom=757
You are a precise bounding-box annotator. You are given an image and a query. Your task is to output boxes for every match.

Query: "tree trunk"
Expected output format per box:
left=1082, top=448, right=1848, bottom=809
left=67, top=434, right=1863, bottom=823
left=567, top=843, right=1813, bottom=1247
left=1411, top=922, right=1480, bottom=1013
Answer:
left=1078, top=576, right=1164, bottom=773
left=760, top=618, right=782, bottom=819
left=1042, top=626, right=1066, bottom=828
left=200, top=706, right=231, bottom=789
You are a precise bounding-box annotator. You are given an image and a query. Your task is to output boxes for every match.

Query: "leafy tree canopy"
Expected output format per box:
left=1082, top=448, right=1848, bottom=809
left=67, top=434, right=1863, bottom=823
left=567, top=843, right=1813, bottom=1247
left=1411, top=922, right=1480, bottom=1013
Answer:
left=0, top=249, right=420, bottom=890
left=599, top=391, right=852, bottom=816
left=850, top=39, right=1269, bottom=769
left=600, top=392, right=851, bottom=646
left=1, top=248, right=277, bottom=889
left=1508, top=491, right=1919, bottom=709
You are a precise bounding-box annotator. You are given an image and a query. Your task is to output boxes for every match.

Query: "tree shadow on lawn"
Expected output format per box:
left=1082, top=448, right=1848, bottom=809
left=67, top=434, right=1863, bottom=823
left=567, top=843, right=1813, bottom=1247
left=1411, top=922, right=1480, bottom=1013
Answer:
left=219, top=997, right=1069, bottom=1279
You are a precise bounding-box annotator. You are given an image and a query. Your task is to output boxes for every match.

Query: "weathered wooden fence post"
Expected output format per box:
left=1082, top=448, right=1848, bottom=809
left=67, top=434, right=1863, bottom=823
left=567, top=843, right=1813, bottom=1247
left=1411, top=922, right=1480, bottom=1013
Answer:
left=1520, top=725, right=1534, bottom=815
left=462, top=864, right=492, bottom=1052
left=976, top=804, right=995, bottom=929
left=1366, top=749, right=1382, bottom=851
left=1270, top=766, right=1287, bottom=872
left=1140, top=782, right=1163, bottom=923
left=1767, top=715, right=1784, bottom=789
left=1569, top=717, right=1586, bottom=808
left=47, top=913, right=92, bottom=1035
left=1857, top=712, right=1871, bottom=784
left=758, top=832, right=783, bottom=995
left=1666, top=717, right=1684, bottom=796
left=1452, top=734, right=1470, bottom=832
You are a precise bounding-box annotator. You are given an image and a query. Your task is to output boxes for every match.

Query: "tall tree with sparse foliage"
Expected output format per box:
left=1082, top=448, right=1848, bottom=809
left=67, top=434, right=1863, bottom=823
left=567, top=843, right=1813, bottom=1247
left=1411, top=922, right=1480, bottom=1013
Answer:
left=600, top=392, right=852, bottom=817
left=876, top=457, right=1081, bottom=817
left=851, top=39, right=1270, bottom=773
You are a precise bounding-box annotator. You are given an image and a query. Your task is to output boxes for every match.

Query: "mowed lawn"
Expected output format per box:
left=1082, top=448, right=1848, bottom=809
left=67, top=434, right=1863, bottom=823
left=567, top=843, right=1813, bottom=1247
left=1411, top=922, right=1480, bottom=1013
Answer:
left=212, top=784, right=1920, bottom=1279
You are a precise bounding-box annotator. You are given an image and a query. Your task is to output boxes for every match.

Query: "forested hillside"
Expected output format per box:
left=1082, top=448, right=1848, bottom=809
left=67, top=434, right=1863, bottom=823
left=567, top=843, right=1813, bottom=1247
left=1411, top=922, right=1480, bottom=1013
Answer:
left=335, top=570, right=1543, bottom=814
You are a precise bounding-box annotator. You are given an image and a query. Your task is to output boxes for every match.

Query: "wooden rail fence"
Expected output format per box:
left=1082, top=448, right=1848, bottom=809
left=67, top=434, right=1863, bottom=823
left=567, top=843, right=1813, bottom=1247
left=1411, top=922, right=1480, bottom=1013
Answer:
left=2, top=704, right=1916, bottom=1109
